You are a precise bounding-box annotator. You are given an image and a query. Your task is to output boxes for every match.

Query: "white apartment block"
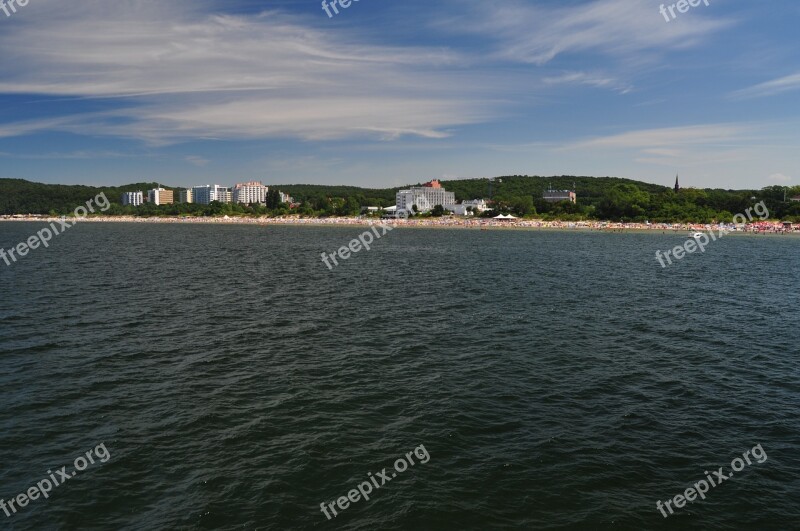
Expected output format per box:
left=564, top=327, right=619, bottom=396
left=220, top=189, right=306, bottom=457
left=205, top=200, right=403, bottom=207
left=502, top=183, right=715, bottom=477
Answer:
left=192, top=184, right=229, bottom=205
left=233, top=181, right=269, bottom=204
left=121, top=191, right=144, bottom=206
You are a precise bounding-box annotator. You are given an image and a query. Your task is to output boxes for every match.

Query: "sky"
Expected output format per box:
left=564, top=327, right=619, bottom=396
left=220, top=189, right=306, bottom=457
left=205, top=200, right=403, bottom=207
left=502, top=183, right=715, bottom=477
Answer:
left=0, top=0, right=798, bottom=190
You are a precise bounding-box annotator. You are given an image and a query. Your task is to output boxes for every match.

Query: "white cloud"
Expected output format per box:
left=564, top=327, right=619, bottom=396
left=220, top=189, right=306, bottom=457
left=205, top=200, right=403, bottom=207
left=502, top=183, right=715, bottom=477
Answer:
left=185, top=156, right=210, bottom=167
left=447, top=0, right=734, bottom=65
left=543, top=71, right=633, bottom=94
left=564, top=123, right=760, bottom=168
left=730, top=73, right=800, bottom=99
left=571, top=124, right=755, bottom=149
left=0, top=0, right=491, bottom=143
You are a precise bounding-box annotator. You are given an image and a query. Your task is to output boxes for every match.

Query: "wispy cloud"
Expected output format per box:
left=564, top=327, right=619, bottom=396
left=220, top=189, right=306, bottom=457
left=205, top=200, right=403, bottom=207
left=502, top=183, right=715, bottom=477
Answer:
left=447, top=0, right=734, bottom=65
left=571, top=124, right=755, bottom=149
left=0, top=147, right=149, bottom=162
left=185, top=155, right=210, bottom=167
left=566, top=123, right=759, bottom=167
left=0, top=116, right=82, bottom=139
left=0, top=0, right=492, bottom=143
left=730, top=72, right=800, bottom=99
left=543, top=71, right=633, bottom=94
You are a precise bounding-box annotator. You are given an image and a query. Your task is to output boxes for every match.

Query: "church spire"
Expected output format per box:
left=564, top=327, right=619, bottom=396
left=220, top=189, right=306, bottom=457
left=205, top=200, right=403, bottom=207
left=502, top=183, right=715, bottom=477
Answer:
left=674, top=173, right=680, bottom=193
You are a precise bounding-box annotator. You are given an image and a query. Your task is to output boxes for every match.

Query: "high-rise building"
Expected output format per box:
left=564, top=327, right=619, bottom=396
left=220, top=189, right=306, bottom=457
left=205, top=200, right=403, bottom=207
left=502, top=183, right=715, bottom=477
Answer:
left=396, top=180, right=455, bottom=214
left=233, top=181, right=269, bottom=204
left=192, top=185, right=229, bottom=205
left=121, top=191, right=144, bottom=206
left=147, top=188, right=174, bottom=205
left=178, top=189, right=194, bottom=203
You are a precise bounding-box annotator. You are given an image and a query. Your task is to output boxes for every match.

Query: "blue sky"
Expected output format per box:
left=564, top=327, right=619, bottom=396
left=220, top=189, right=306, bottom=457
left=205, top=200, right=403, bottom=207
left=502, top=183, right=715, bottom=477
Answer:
left=0, top=0, right=798, bottom=190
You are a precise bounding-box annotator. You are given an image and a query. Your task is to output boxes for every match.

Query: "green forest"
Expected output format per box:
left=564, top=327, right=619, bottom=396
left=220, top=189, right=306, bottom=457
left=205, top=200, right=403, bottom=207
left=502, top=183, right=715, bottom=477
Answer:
left=2, top=176, right=800, bottom=222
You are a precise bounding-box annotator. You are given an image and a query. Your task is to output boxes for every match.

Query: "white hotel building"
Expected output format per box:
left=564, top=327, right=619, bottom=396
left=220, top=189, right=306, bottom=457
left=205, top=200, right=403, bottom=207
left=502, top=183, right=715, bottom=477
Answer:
left=192, top=184, right=230, bottom=205
left=233, top=181, right=269, bottom=204
left=396, top=180, right=455, bottom=214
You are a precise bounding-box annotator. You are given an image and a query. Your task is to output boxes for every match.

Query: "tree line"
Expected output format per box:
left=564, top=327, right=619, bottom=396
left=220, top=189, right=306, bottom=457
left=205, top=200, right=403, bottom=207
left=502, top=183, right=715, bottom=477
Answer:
left=3, top=177, right=799, bottom=222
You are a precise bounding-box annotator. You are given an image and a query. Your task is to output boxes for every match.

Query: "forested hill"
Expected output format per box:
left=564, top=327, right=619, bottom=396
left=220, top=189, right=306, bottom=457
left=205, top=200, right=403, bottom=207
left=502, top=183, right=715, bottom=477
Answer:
left=203, top=175, right=800, bottom=221
left=439, top=175, right=671, bottom=203
left=2, top=176, right=798, bottom=222
left=274, top=175, right=671, bottom=204
left=0, top=175, right=672, bottom=214
left=0, top=179, right=174, bottom=215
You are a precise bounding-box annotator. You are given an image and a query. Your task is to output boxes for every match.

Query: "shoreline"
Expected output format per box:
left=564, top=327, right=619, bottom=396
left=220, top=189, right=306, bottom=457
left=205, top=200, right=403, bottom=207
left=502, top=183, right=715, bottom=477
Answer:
left=1, top=215, right=797, bottom=235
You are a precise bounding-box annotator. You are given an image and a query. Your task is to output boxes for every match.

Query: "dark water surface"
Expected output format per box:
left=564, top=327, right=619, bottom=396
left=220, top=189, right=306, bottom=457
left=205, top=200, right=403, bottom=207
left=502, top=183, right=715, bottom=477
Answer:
left=1, top=222, right=798, bottom=530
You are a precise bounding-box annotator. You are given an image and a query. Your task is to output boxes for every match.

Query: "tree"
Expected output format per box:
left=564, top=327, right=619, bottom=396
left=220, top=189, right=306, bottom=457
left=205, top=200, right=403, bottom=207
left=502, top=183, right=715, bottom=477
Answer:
left=266, top=190, right=281, bottom=209
left=343, top=196, right=361, bottom=216
left=511, top=196, right=534, bottom=217
left=596, top=184, right=651, bottom=221
left=431, top=204, right=446, bottom=217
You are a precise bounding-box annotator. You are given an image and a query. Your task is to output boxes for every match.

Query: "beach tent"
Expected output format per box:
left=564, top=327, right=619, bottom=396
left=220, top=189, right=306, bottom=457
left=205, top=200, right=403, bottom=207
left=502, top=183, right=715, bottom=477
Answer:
left=493, top=214, right=517, bottom=220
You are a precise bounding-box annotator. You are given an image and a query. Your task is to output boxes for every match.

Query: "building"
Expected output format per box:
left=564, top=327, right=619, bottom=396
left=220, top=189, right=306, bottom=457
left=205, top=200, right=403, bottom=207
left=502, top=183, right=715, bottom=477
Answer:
left=192, top=184, right=229, bottom=205
left=445, top=204, right=470, bottom=216
left=178, top=189, right=194, bottom=203
left=674, top=174, right=680, bottom=193
left=543, top=190, right=576, bottom=204
left=279, top=191, right=294, bottom=204
left=460, top=199, right=489, bottom=213
left=121, top=191, right=144, bottom=206
left=396, top=179, right=455, bottom=214
left=446, top=200, right=488, bottom=216
left=790, top=196, right=800, bottom=202
left=233, top=181, right=269, bottom=204
left=381, top=206, right=400, bottom=219
left=147, top=188, right=174, bottom=205
left=442, top=199, right=489, bottom=216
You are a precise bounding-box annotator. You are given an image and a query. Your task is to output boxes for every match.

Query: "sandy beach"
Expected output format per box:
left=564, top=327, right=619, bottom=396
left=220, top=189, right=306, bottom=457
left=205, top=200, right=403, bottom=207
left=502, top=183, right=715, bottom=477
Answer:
left=1, top=215, right=796, bottom=234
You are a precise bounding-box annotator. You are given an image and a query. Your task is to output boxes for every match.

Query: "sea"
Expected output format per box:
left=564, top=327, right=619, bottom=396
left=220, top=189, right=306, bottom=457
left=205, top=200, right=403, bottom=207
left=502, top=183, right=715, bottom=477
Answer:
left=0, top=222, right=798, bottom=530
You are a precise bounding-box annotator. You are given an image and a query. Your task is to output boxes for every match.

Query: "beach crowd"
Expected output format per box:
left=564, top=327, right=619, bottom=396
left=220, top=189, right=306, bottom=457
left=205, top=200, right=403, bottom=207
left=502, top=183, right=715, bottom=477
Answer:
left=1, top=215, right=797, bottom=234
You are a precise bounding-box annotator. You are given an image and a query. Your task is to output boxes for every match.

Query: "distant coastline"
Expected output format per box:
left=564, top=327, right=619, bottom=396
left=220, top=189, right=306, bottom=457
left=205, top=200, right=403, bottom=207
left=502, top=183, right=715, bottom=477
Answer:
left=1, top=215, right=796, bottom=234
